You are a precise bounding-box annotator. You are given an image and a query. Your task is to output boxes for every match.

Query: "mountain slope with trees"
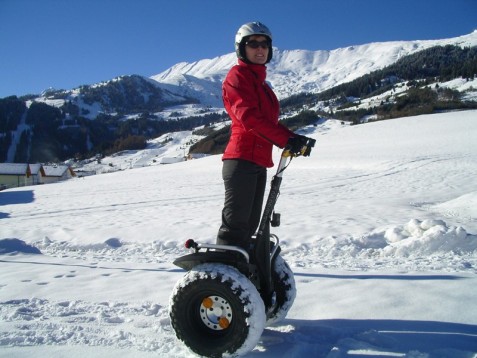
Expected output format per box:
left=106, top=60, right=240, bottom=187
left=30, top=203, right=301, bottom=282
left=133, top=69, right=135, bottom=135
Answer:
left=1, top=36, right=476, bottom=163
left=189, top=45, right=477, bottom=154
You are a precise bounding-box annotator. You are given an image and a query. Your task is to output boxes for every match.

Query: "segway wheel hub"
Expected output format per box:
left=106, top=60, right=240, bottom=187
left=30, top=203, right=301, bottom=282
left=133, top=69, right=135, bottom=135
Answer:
left=199, top=295, right=233, bottom=330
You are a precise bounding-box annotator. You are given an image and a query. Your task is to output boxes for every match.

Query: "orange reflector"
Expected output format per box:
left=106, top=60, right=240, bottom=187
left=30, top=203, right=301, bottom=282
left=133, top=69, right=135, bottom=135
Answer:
left=218, top=317, right=230, bottom=329
left=202, top=297, right=213, bottom=309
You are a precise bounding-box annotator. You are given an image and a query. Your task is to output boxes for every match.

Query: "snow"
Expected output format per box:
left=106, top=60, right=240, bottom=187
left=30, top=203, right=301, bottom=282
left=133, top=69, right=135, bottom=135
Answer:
left=1, top=110, right=477, bottom=357
left=440, top=78, right=477, bottom=102
left=77, top=131, right=201, bottom=173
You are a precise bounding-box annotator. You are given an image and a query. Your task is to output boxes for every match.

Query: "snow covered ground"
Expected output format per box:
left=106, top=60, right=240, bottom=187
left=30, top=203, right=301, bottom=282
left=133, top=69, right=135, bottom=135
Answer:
left=1, top=110, right=477, bottom=357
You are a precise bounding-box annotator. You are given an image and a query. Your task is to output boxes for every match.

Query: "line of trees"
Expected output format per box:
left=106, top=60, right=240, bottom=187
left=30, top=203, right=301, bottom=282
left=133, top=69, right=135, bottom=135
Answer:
left=315, top=45, right=477, bottom=102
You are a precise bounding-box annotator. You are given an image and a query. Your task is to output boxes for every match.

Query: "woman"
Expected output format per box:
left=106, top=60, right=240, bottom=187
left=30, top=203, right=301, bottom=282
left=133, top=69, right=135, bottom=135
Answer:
left=217, top=21, right=307, bottom=250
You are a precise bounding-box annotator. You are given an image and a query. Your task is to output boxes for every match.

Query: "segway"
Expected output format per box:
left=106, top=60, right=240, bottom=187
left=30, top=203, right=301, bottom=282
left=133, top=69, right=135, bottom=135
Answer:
left=169, top=137, right=316, bottom=357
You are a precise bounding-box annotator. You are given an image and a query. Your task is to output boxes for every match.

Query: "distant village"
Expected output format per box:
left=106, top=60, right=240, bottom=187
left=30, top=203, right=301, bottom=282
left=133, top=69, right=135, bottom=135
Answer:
left=0, top=163, right=76, bottom=190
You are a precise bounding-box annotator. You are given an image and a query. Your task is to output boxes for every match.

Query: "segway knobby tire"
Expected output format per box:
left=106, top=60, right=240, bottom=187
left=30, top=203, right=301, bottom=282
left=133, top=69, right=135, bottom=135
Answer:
left=169, top=263, right=266, bottom=357
left=266, top=255, right=296, bottom=325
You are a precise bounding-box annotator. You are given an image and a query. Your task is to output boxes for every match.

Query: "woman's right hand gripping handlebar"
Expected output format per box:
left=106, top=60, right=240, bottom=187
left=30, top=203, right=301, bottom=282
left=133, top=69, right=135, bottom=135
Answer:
left=286, top=134, right=316, bottom=157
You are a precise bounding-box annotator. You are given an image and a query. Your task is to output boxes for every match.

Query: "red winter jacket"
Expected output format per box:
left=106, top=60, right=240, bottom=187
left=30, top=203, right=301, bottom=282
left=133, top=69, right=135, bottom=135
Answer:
left=222, top=60, right=294, bottom=168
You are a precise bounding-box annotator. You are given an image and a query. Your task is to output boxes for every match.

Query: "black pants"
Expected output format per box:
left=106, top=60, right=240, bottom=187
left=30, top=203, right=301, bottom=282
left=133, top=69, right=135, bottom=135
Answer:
left=217, top=159, right=267, bottom=249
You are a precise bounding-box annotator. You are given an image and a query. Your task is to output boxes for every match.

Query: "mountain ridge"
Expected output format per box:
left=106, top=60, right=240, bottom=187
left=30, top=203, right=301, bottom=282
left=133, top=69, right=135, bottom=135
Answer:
left=1, top=31, right=476, bottom=163
left=150, top=30, right=477, bottom=102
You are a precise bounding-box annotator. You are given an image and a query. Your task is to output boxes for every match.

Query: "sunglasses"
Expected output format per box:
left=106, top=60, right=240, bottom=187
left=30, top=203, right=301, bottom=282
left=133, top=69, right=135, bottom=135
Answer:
left=245, top=40, right=271, bottom=49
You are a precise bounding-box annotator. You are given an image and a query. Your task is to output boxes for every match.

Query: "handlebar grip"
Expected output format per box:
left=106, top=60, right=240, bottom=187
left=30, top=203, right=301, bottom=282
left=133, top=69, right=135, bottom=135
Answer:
left=284, top=137, right=316, bottom=157
left=302, top=138, right=316, bottom=157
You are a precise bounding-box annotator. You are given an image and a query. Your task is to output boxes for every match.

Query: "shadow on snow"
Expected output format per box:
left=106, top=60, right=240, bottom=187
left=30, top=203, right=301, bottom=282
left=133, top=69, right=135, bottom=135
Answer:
left=0, top=189, right=34, bottom=219
left=294, top=272, right=467, bottom=281
left=254, top=318, right=477, bottom=357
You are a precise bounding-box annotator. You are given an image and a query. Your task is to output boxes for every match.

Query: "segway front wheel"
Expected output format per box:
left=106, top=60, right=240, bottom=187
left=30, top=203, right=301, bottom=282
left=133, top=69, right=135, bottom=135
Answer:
left=266, top=255, right=296, bottom=325
left=169, top=263, right=266, bottom=357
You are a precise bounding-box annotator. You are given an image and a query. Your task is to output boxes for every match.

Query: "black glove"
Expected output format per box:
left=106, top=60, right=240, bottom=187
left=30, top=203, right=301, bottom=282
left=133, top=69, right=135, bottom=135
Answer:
left=286, top=135, right=309, bottom=155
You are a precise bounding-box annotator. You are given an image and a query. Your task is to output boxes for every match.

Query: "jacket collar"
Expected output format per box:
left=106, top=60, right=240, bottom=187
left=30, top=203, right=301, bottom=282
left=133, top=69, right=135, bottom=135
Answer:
left=238, top=59, right=267, bottom=82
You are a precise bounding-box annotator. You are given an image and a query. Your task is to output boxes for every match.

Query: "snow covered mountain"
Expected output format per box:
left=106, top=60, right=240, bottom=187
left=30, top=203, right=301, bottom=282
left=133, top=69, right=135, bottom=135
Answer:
left=3, top=31, right=477, bottom=164
left=29, top=31, right=477, bottom=113
left=151, top=30, right=477, bottom=103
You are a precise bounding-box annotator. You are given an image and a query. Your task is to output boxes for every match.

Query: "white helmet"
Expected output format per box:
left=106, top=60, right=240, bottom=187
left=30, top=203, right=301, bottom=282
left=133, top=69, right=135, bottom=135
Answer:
left=235, top=21, right=273, bottom=63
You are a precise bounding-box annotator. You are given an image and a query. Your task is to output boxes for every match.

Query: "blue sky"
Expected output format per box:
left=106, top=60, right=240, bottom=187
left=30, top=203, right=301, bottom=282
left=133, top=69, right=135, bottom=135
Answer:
left=1, top=0, right=476, bottom=98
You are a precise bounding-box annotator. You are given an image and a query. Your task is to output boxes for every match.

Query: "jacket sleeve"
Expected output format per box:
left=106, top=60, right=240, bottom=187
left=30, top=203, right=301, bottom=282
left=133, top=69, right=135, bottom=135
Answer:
left=223, top=67, right=293, bottom=148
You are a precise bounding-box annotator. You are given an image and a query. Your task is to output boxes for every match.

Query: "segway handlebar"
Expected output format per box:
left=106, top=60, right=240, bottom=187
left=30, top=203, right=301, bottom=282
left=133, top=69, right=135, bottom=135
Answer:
left=283, top=137, right=316, bottom=158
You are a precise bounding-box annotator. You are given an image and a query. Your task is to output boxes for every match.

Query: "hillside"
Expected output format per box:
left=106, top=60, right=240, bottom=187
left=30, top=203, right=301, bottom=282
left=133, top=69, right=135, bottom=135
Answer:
left=1, top=31, right=476, bottom=164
